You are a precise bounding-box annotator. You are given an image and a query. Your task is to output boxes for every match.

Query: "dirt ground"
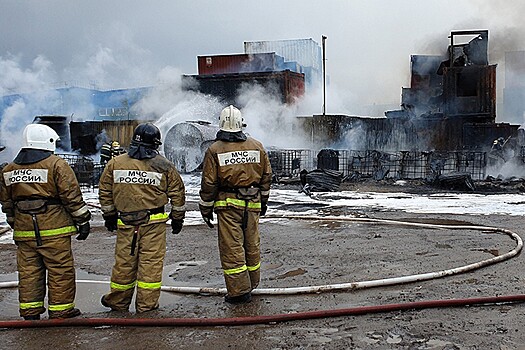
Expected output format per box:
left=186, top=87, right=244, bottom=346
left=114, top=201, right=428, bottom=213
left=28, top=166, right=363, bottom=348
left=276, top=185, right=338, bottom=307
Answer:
left=1, top=181, right=525, bottom=349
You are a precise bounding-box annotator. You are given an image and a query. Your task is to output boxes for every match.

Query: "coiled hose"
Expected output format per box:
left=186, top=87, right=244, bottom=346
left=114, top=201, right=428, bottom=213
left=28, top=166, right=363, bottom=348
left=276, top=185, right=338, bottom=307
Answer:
left=0, top=215, right=523, bottom=328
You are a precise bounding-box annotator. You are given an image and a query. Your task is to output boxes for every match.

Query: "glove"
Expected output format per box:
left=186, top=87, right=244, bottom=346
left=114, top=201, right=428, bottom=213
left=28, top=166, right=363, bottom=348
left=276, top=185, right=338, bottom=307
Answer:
left=103, top=213, right=118, bottom=232
left=171, top=219, right=183, bottom=234
left=199, top=205, right=214, bottom=228
left=76, top=222, right=90, bottom=240
left=260, top=203, right=268, bottom=216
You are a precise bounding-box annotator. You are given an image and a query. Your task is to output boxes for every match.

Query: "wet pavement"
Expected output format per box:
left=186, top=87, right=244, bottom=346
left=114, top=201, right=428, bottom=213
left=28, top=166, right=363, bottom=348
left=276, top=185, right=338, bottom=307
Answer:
left=1, top=182, right=525, bottom=348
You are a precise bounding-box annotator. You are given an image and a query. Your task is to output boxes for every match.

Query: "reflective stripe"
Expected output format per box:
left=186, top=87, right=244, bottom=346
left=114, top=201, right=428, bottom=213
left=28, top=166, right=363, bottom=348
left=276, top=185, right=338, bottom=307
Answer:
left=48, top=302, right=75, bottom=311
left=247, top=262, right=261, bottom=271
left=110, top=280, right=136, bottom=291
left=117, top=212, right=169, bottom=226
left=223, top=265, right=248, bottom=275
left=137, top=280, right=162, bottom=289
left=71, top=205, right=89, bottom=217
left=20, top=301, right=44, bottom=309
left=14, top=225, right=77, bottom=239
left=150, top=213, right=169, bottom=221
left=199, top=198, right=214, bottom=207
left=214, top=198, right=261, bottom=209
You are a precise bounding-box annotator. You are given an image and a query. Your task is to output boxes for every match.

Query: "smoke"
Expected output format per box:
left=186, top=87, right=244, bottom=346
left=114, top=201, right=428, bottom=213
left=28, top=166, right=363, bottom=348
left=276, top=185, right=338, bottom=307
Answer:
left=0, top=54, right=55, bottom=96
left=64, top=22, right=159, bottom=90
left=135, top=67, right=225, bottom=145
left=235, top=83, right=307, bottom=149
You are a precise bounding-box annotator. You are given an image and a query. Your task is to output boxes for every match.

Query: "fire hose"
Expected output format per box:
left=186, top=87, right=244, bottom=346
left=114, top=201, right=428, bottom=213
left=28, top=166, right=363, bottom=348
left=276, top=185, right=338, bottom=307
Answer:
left=0, top=215, right=523, bottom=327
left=0, top=215, right=521, bottom=294
left=1, top=294, right=525, bottom=328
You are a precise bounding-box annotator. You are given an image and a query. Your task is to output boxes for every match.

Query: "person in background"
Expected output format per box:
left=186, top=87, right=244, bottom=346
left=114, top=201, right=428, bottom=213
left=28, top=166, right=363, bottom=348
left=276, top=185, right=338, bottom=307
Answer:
left=99, top=122, right=186, bottom=313
left=199, top=105, right=272, bottom=304
left=100, top=140, right=126, bottom=166
left=0, top=124, right=91, bottom=320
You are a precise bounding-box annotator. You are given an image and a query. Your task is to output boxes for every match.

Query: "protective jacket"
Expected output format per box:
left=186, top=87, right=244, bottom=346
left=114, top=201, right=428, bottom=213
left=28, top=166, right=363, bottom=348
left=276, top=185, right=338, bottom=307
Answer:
left=99, top=152, right=185, bottom=312
left=99, top=153, right=185, bottom=220
left=100, top=143, right=126, bottom=166
left=0, top=151, right=91, bottom=319
left=0, top=153, right=91, bottom=241
left=200, top=137, right=272, bottom=212
left=199, top=135, right=272, bottom=298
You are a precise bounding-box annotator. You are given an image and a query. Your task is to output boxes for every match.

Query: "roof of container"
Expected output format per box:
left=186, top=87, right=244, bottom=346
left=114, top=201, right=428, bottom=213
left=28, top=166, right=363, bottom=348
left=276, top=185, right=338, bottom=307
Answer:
left=244, top=38, right=322, bottom=70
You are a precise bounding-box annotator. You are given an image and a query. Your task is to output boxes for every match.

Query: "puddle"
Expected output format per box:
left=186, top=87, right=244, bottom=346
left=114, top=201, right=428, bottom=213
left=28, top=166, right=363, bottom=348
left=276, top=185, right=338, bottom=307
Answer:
left=275, top=203, right=329, bottom=212
left=0, top=260, right=215, bottom=318
left=165, top=260, right=207, bottom=277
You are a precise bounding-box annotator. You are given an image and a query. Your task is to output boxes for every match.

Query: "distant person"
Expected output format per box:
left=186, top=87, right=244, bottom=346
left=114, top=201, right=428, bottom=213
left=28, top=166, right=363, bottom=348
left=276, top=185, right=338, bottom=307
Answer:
left=100, top=140, right=126, bottom=166
left=0, top=124, right=91, bottom=320
left=99, top=123, right=186, bottom=313
left=199, top=105, right=272, bottom=304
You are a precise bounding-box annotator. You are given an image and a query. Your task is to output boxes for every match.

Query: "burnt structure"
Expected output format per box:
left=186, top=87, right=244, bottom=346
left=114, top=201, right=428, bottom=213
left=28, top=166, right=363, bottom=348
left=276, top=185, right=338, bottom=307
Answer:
left=182, top=70, right=305, bottom=105
left=388, top=30, right=519, bottom=151
left=302, top=30, right=520, bottom=153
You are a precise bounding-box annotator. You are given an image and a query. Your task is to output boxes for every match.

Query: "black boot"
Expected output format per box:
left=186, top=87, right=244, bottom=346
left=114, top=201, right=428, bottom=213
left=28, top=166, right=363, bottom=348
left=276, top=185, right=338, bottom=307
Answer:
left=224, top=292, right=252, bottom=304
left=101, top=295, right=110, bottom=308
left=23, top=315, right=40, bottom=321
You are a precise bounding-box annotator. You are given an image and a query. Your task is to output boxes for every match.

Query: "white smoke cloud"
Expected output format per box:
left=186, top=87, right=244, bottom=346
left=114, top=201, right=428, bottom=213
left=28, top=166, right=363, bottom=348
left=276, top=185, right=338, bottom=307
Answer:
left=0, top=54, right=55, bottom=95
left=63, top=22, right=158, bottom=90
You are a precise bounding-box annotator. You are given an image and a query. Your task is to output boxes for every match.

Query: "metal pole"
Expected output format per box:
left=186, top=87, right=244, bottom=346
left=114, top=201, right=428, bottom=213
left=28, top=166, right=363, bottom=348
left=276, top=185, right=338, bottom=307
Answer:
left=322, top=35, right=327, bottom=117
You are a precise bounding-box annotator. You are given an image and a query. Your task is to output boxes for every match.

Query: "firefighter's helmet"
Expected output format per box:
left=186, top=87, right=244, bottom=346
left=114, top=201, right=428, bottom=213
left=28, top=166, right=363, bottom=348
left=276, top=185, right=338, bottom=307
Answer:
left=132, top=123, right=162, bottom=149
left=111, top=141, right=120, bottom=148
left=219, top=105, right=244, bottom=132
left=21, top=124, right=60, bottom=152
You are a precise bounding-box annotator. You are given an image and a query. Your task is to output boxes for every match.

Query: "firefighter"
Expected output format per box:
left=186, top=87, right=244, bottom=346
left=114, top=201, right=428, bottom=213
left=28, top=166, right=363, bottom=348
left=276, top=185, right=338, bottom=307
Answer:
left=199, top=105, right=272, bottom=304
left=99, top=122, right=185, bottom=313
left=0, top=124, right=91, bottom=320
left=100, top=140, right=126, bottom=166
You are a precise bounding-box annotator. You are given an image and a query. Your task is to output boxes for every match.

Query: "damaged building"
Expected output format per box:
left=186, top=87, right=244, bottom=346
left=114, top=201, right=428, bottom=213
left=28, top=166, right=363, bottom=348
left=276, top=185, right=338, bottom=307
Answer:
left=283, top=30, right=523, bottom=184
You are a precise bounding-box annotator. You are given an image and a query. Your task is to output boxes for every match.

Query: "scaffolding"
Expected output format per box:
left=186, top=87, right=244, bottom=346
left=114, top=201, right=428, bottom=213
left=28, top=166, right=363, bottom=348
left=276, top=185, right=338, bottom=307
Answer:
left=271, top=148, right=487, bottom=182
left=268, top=149, right=313, bottom=178
left=57, top=154, right=103, bottom=189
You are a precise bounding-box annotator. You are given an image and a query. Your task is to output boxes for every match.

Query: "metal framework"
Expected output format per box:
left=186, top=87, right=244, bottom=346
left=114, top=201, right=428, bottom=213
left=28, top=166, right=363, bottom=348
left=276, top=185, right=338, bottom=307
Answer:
left=271, top=149, right=487, bottom=181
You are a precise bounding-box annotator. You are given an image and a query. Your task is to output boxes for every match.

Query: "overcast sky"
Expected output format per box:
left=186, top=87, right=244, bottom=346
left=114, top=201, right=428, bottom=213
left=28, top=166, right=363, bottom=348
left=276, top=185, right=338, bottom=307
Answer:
left=1, top=0, right=525, bottom=116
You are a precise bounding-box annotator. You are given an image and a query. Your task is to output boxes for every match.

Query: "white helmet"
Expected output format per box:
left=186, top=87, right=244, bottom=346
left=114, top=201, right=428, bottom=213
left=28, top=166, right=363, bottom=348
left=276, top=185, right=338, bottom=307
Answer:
left=219, top=105, right=244, bottom=132
left=21, top=124, right=60, bottom=152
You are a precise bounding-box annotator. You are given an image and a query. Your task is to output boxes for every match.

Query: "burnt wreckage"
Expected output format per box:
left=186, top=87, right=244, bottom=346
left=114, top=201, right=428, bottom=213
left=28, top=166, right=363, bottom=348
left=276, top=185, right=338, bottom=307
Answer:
left=278, top=30, right=522, bottom=187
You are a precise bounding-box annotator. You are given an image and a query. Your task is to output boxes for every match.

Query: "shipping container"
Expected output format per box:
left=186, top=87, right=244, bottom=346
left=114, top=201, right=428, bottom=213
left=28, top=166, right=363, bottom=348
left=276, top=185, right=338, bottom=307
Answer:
left=198, top=52, right=284, bottom=75
left=182, top=70, right=305, bottom=105
left=70, top=119, right=148, bottom=155
left=244, top=38, right=322, bottom=71
left=442, top=64, right=496, bottom=121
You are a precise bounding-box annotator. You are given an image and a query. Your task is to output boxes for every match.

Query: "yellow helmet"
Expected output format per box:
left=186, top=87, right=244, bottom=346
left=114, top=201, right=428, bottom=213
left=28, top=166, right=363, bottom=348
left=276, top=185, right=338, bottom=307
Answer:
left=111, top=141, right=120, bottom=148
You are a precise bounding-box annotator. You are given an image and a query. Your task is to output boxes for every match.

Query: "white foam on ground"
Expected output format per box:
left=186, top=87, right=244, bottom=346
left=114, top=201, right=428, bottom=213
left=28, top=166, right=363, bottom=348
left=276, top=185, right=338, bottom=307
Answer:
left=1, top=174, right=523, bottom=244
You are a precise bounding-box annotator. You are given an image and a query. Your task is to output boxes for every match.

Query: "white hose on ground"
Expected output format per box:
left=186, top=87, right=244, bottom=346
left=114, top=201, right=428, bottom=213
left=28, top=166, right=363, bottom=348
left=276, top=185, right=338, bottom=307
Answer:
left=0, top=215, right=521, bottom=295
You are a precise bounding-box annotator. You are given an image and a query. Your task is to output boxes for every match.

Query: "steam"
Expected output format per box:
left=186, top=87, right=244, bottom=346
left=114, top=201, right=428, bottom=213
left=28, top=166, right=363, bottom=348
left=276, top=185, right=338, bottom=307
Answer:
left=0, top=55, right=63, bottom=161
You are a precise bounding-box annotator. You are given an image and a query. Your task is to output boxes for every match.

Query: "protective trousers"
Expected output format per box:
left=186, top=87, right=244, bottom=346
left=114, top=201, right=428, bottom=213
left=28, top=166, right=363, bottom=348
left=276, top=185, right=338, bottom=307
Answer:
left=16, top=236, right=76, bottom=318
left=217, top=208, right=261, bottom=297
left=103, top=223, right=166, bottom=313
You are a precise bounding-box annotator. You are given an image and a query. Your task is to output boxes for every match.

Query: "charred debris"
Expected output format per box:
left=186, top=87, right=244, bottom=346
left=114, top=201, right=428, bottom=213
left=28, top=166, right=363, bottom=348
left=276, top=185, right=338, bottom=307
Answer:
left=28, top=31, right=525, bottom=193
left=278, top=30, right=525, bottom=193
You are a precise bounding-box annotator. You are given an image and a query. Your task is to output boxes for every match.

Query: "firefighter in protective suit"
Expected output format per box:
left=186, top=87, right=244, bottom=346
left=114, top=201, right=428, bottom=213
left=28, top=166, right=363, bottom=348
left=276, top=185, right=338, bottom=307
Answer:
left=100, top=140, right=126, bottom=166
left=0, top=124, right=91, bottom=320
left=199, top=105, right=272, bottom=304
left=99, top=123, right=185, bottom=313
